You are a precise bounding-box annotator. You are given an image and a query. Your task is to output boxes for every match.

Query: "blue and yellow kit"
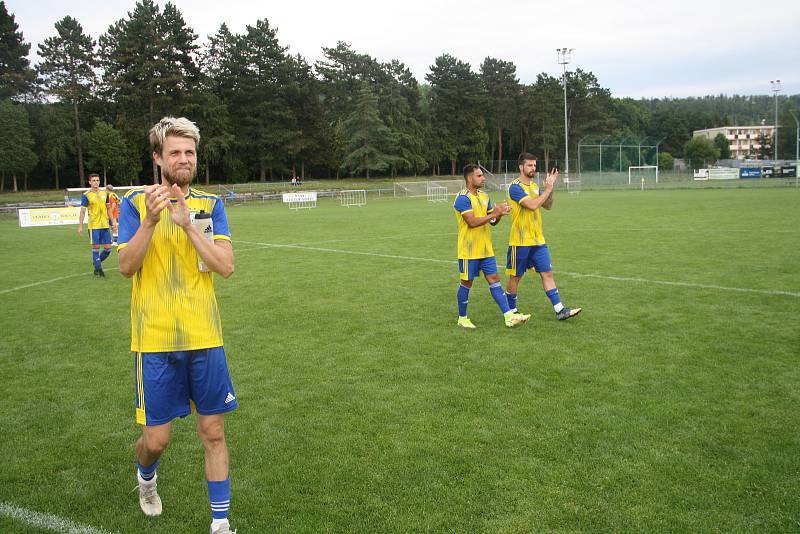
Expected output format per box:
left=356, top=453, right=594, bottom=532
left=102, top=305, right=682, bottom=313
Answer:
left=453, top=189, right=495, bottom=259
left=117, top=187, right=231, bottom=353
left=507, top=179, right=546, bottom=246
left=80, top=189, right=110, bottom=230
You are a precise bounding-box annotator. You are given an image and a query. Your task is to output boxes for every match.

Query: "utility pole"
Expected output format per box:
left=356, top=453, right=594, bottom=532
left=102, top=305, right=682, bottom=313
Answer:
left=557, top=48, right=573, bottom=179
left=770, top=80, right=781, bottom=160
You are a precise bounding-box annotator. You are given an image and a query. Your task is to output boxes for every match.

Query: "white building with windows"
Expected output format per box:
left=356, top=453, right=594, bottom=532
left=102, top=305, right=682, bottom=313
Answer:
left=693, top=126, right=774, bottom=160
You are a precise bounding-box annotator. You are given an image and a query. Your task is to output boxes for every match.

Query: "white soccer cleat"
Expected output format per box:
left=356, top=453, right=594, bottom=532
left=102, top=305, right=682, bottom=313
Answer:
left=137, top=471, right=162, bottom=517
left=210, top=519, right=237, bottom=534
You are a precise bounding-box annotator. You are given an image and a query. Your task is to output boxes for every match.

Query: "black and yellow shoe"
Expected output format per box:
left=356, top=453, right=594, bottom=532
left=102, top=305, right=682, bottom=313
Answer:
left=556, top=307, right=581, bottom=320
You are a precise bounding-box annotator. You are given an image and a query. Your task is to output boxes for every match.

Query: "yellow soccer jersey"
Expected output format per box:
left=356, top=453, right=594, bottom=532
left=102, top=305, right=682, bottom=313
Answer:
left=80, top=189, right=110, bottom=230
left=507, top=179, right=546, bottom=246
left=453, top=189, right=495, bottom=259
left=117, top=187, right=232, bottom=353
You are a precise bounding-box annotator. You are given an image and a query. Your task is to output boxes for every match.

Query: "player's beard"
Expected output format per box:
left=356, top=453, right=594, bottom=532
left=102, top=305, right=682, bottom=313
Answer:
left=161, top=165, right=196, bottom=187
left=526, top=169, right=536, bottom=178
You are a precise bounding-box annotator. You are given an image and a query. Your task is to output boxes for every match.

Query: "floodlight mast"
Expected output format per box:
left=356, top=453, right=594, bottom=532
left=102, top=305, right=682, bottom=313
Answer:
left=770, top=80, right=781, bottom=160
left=557, top=48, right=573, bottom=180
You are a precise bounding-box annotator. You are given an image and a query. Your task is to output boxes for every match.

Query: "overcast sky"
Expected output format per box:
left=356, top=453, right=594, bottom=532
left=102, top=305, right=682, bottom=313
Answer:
left=8, top=0, right=800, bottom=99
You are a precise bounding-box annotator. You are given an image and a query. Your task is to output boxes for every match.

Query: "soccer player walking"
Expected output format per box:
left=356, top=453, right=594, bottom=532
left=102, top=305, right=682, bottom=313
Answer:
left=77, top=173, right=112, bottom=277
left=505, top=153, right=581, bottom=321
left=118, top=117, right=237, bottom=534
left=454, top=164, right=530, bottom=329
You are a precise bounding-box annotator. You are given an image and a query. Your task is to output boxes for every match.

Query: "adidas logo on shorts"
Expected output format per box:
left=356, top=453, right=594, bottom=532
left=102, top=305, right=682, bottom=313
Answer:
left=225, top=392, right=236, bottom=404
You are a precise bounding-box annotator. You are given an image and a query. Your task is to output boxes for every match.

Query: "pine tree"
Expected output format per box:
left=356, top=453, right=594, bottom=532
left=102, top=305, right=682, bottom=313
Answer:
left=426, top=54, right=487, bottom=175
left=99, top=0, right=200, bottom=182
left=0, top=1, right=36, bottom=99
left=340, top=82, right=397, bottom=178
left=481, top=57, right=519, bottom=171
left=37, top=16, right=97, bottom=187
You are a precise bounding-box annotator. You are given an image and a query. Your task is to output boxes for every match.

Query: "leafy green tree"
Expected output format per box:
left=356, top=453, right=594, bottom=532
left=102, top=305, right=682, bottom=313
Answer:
left=37, top=16, right=97, bottom=187
left=86, top=120, right=132, bottom=185
left=0, top=2, right=36, bottom=99
left=754, top=131, right=772, bottom=160
left=0, top=100, right=38, bottom=191
left=340, top=82, right=397, bottom=178
left=33, top=104, right=72, bottom=189
left=99, top=0, right=200, bottom=181
left=426, top=54, right=487, bottom=175
left=713, top=132, right=731, bottom=159
left=683, top=136, right=719, bottom=169
left=520, top=74, right=563, bottom=169
left=658, top=152, right=675, bottom=171
left=233, top=19, right=299, bottom=181
left=481, top=57, right=519, bottom=171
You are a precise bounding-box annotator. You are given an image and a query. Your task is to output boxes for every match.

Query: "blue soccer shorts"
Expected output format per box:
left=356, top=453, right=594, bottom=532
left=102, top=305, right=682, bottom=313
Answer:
left=458, top=257, right=498, bottom=281
left=90, top=228, right=112, bottom=245
left=134, top=346, right=238, bottom=426
left=506, top=245, right=552, bottom=276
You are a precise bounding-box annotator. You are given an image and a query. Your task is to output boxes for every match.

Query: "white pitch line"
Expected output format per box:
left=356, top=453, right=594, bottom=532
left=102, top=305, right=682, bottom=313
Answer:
left=0, top=267, right=120, bottom=296
left=237, top=239, right=800, bottom=298
left=0, top=502, right=117, bottom=534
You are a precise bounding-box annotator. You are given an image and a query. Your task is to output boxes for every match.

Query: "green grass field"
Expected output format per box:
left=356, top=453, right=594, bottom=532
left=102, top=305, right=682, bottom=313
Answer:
left=1, top=188, right=799, bottom=533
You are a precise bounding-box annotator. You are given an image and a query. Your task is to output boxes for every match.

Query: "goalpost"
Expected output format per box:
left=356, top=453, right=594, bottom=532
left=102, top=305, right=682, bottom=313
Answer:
left=628, top=165, right=658, bottom=185
left=339, top=189, right=367, bottom=207
left=427, top=184, right=449, bottom=202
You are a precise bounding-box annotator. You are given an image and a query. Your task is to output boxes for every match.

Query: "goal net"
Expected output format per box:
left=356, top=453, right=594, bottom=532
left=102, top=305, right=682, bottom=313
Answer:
left=628, top=165, right=658, bottom=185
left=339, top=189, right=366, bottom=207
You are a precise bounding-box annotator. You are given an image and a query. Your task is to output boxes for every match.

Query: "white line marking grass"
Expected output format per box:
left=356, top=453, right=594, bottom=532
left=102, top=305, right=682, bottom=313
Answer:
left=0, top=268, right=120, bottom=296
left=238, top=240, right=800, bottom=298
left=0, top=502, right=117, bottom=534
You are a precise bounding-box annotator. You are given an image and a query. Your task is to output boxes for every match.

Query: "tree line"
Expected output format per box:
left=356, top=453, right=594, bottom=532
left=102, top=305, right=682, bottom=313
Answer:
left=1, top=0, right=798, bottom=191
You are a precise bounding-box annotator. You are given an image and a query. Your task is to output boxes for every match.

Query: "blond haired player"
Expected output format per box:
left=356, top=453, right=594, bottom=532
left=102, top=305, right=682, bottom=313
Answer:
left=118, top=117, right=237, bottom=534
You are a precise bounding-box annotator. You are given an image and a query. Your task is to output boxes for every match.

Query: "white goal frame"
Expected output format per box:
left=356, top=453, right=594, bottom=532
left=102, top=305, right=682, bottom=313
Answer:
left=427, top=184, right=449, bottom=202
left=628, top=165, right=658, bottom=185
left=339, top=189, right=367, bottom=207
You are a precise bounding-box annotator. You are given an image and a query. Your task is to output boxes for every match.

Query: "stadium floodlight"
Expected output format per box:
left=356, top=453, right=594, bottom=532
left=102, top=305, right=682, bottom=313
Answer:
left=557, top=48, right=574, bottom=180
left=770, top=80, right=781, bottom=160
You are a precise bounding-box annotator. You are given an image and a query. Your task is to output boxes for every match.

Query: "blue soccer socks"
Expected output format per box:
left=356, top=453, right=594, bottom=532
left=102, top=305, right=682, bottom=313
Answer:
left=137, top=458, right=160, bottom=482
left=208, top=478, right=231, bottom=520
left=457, top=284, right=470, bottom=317
left=92, top=250, right=101, bottom=270
left=505, top=292, right=517, bottom=311
left=489, top=282, right=511, bottom=314
left=99, top=248, right=111, bottom=262
left=546, top=288, right=564, bottom=313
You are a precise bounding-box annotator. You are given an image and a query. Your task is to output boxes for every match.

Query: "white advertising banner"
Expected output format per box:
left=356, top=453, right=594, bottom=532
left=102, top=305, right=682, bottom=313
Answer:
left=18, top=206, right=83, bottom=227
left=282, top=192, right=317, bottom=203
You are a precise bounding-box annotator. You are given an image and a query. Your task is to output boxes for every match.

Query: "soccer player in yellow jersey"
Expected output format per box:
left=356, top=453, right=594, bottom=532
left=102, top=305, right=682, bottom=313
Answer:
left=118, top=117, right=237, bottom=534
left=454, top=164, right=530, bottom=329
left=505, top=152, right=582, bottom=321
left=77, top=173, right=112, bottom=277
